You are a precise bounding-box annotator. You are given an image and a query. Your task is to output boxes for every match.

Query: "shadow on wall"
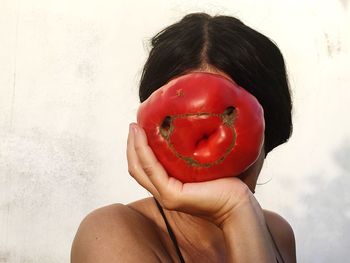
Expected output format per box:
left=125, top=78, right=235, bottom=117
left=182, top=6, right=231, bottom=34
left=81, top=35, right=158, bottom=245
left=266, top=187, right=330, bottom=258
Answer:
left=0, top=129, right=100, bottom=262
left=296, top=140, right=350, bottom=262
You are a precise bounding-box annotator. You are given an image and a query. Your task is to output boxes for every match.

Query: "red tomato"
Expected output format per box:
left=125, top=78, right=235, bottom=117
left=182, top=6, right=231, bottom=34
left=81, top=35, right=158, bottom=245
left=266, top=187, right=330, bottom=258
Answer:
left=137, top=72, right=265, bottom=183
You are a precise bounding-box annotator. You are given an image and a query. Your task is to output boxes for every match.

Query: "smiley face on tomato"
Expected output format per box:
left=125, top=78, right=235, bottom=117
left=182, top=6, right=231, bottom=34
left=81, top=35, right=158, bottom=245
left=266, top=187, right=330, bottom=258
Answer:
left=137, top=72, right=265, bottom=183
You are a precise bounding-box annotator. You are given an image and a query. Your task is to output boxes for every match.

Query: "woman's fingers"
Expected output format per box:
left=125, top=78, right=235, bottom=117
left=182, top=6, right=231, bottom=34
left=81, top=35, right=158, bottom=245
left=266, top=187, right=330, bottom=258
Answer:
left=132, top=124, right=184, bottom=209
left=128, top=123, right=251, bottom=222
left=127, top=123, right=159, bottom=198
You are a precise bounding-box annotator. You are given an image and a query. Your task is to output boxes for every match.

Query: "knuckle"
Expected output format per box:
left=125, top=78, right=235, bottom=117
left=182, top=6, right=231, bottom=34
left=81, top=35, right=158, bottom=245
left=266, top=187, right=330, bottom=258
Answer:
left=128, top=168, right=134, bottom=177
left=142, top=163, right=154, bottom=176
left=142, top=159, right=162, bottom=176
left=127, top=165, right=137, bottom=177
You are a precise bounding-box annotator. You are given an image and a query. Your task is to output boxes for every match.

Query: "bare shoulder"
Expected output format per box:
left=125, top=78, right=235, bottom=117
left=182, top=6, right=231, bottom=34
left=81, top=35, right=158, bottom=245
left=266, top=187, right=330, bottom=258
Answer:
left=71, top=202, right=166, bottom=263
left=263, top=209, right=297, bottom=263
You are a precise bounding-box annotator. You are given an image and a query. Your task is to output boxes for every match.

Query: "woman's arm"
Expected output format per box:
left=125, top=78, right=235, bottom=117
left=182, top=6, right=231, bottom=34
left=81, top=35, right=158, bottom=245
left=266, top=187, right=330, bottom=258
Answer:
left=220, top=196, right=276, bottom=263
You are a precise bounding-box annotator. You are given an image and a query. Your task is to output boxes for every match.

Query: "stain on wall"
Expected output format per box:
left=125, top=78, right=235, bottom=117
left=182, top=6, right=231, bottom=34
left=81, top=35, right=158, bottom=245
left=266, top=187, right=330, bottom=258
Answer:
left=324, top=32, right=342, bottom=57
left=338, top=0, right=349, bottom=9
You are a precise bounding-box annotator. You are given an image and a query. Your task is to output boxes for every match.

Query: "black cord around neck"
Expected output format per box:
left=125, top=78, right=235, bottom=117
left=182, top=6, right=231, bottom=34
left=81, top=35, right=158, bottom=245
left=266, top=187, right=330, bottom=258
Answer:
left=154, top=198, right=186, bottom=263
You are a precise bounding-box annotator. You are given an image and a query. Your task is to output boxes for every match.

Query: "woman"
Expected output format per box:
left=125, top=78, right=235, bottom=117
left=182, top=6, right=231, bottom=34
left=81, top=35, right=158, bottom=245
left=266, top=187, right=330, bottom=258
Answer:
left=71, top=13, right=296, bottom=262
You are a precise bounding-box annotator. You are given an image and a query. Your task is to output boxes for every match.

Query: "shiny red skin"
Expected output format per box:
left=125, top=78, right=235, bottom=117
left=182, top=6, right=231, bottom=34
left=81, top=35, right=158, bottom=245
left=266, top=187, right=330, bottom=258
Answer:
left=137, top=72, right=265, bottom=183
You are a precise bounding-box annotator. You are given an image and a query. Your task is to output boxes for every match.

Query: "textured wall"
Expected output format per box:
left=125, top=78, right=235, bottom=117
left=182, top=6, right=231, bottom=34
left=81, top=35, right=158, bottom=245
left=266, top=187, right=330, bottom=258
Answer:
left=0, top=0, right=349, bottom=262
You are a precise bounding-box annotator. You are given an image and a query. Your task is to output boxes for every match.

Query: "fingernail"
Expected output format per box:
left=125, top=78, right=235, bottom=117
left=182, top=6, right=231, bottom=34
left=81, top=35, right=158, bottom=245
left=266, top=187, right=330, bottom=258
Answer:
left=130, top=123, right=138, bottom=134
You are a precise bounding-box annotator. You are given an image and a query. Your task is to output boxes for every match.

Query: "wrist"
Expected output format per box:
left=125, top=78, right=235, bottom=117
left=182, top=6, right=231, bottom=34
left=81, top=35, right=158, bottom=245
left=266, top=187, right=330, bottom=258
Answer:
left=219, top=192, right=264, bottom=231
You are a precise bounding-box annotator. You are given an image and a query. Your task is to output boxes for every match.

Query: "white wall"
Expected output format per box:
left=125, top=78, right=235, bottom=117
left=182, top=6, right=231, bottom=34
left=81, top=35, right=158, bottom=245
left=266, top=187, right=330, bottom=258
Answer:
left=0, top=0, right=349, bottom=262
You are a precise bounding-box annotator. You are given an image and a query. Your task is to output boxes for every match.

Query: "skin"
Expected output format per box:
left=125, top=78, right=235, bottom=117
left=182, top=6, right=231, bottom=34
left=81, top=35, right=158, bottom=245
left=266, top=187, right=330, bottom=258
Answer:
left=71, top=68, right=297, bottom=263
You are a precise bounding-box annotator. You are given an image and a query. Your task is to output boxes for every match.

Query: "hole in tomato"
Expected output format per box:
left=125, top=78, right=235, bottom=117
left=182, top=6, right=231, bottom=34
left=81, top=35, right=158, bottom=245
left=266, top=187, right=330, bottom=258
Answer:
left=224, top=106, right=235, bottom=116
left=161, top=116, right=171, bottom=131
left=223, top=106, right=236, bottom=126
left=160, top=116, right=172, bottom=139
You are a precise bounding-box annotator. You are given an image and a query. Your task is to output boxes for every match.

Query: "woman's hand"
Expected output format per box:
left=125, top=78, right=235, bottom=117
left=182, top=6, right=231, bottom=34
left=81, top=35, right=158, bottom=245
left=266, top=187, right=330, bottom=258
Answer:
left=127, top=123, right=279, bottom=262
left=127, top=122, right=254, bottom=228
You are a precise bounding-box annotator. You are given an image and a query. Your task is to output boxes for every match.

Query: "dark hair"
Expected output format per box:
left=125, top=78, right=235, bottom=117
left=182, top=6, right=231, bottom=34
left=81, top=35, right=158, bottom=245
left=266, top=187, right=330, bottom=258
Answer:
left=139, top=13, right=292, bottom=155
